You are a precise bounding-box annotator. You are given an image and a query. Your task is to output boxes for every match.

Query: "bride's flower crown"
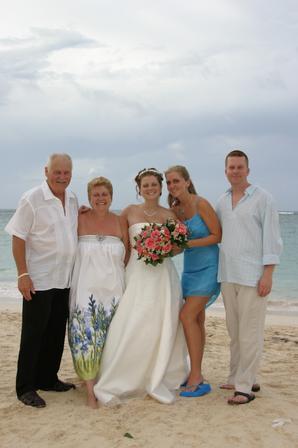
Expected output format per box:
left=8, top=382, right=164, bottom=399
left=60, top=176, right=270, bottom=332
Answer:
left=137, top=168, right=163, bottom=180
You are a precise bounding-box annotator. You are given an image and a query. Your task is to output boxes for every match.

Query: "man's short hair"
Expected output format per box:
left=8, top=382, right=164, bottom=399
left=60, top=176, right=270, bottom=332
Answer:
left=225, top=150, right=249, bottom=167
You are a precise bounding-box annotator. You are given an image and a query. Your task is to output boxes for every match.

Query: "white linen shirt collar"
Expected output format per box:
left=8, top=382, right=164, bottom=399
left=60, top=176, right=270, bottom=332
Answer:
left=41, top=180, right=77, bottom=203
left=225, top=184, right=256, bottom=200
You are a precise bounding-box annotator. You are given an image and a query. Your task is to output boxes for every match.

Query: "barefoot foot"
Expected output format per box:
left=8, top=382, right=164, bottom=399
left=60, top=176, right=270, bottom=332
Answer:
left=87, top=395, right=99, bottom=409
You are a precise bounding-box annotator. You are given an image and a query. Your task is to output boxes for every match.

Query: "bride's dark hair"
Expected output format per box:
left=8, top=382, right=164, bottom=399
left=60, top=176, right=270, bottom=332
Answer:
left=134, top=168, right=163, bottom=196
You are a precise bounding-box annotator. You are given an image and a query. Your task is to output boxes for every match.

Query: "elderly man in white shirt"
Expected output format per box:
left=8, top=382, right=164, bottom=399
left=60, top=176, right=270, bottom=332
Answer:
left=216, top=150, right=282, bottom=405
left=5, top=153, right=78, bottom=408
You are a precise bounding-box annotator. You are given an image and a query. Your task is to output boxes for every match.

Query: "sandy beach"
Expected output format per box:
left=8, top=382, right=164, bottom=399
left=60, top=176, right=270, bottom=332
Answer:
left=0, top=303, right=297, bottom=448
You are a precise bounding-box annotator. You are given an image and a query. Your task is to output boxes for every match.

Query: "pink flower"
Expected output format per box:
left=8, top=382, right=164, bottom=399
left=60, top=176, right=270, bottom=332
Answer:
left=136, top=239, right=142, bottom=248
left=151, top=229, right=161, bottom=239
left=163, top=227, right=171, bottom=238
left=177, top=223, right=187, bottom=234
left=145, top=237, right=155, bottom=249
left=133, top=222, right=175, bottom=266
left=163, top=243, right=173, bottom=253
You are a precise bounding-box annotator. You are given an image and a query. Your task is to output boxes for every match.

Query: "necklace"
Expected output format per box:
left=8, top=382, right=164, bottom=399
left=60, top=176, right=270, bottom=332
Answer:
left=143, top=208, right=158, bottom=217
left=178, top=197, right=193, bottom=218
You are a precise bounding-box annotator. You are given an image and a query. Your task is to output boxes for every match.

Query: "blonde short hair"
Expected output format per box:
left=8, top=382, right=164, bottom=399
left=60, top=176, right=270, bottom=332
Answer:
left=87, top=176, right=113, bottom=202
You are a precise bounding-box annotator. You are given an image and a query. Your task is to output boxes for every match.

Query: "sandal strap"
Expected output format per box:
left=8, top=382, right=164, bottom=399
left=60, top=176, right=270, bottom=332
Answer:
left=234, top=391, right=251, bottom=399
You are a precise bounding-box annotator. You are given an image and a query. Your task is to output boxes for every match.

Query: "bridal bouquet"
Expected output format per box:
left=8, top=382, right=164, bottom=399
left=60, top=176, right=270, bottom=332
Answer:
left=133, top=223, right=173, bottom=266
left=133, top=220, right=188, bottom=266
left=165, top=218, right=188, bottom=248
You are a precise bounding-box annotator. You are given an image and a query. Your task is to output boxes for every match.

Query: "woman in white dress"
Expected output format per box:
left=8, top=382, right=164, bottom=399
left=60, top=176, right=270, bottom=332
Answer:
left=69, top=177, right=128, bottom=408
left=94, top=168, right=188, bottom=405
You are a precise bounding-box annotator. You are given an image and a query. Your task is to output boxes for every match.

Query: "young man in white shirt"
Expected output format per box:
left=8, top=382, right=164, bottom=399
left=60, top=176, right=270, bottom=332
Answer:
left=5, top=153, right=78, bottom=408
left=216, top=150, right=282, bottom=405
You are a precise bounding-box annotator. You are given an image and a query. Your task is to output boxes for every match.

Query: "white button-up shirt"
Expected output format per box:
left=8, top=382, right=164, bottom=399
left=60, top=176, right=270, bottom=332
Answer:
left=216, top=185, right=283, bottom=287
left=5, top=181, right=78, bottom=290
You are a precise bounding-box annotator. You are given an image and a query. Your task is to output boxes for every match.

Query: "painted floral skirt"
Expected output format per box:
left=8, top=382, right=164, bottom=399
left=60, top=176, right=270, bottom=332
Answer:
left=68, top=235, right=125, bottom=381
left=69, top=295, right=119, bottom=380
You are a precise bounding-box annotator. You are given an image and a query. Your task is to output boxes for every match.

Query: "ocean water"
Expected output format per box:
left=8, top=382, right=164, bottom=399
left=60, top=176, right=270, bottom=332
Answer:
left=1, top=210, right=298, bottom=312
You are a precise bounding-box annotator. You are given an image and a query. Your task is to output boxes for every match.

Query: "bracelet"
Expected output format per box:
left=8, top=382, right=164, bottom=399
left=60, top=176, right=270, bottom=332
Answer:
left=18, top=272, right=29, bottom=279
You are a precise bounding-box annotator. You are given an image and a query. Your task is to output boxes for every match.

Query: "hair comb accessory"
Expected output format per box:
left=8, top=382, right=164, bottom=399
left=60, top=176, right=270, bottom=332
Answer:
left=137, top=168, right=163, bottom=180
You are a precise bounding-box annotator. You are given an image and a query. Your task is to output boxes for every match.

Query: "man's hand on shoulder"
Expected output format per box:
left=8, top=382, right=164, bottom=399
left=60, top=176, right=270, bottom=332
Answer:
left=78, top=205, right=91, bottom=214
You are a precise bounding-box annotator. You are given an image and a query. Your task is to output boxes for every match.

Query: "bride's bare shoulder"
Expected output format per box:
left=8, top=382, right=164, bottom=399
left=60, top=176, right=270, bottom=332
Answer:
left=121, top=204, right=139, bottom=216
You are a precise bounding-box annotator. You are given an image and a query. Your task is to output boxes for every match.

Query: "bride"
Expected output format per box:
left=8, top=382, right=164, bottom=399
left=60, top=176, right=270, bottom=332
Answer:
left=94, top=168, right=188, bottom=404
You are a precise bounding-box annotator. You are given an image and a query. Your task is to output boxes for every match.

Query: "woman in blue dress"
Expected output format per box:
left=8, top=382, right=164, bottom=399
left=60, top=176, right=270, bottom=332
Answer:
left=165, top=165, right=221, bottom=398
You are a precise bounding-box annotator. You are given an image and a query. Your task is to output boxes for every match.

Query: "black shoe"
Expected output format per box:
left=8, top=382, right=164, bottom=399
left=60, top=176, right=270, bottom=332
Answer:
left=252, top=383, right=261, bottom=393
left=39, top=379, right=76, bottom=392
left=18, top=391, right=46, bottom=408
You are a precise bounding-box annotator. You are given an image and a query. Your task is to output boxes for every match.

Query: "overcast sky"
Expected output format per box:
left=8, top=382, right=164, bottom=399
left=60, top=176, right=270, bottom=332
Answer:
left=0, top=0, right=297, bottom=210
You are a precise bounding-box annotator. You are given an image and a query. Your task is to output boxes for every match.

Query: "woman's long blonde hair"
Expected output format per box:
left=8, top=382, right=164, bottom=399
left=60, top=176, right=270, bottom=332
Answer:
left=165, top=165, right=197, bottom=207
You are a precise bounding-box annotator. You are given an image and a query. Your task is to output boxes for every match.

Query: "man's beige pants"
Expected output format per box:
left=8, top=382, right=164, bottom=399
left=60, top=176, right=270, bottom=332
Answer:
left=221, top=282, right=267, bottom=394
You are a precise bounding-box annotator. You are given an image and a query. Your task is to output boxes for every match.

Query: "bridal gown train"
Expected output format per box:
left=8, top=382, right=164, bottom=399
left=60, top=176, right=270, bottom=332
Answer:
left=94, top=223, right=189, bottom=404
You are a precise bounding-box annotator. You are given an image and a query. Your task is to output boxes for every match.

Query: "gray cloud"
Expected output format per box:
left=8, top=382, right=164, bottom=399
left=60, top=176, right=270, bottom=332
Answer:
left=0, top=28, right=98, bottom=106
left=0, top=28, right=96, bottom=78
left=0, top=1, right=297, bottom=211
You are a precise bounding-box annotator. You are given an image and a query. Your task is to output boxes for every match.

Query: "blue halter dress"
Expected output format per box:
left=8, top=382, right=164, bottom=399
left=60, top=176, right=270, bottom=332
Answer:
left=182, top=214, right=220, bottom=307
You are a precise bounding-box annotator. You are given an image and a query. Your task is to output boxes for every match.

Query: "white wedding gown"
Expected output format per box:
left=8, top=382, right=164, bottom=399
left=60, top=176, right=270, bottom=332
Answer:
left=94, top=223, right=189, bottom=404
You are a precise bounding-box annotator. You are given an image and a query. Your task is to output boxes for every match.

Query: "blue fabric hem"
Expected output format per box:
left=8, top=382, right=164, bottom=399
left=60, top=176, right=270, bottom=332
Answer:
left=182, top=285, right=220, bottom=309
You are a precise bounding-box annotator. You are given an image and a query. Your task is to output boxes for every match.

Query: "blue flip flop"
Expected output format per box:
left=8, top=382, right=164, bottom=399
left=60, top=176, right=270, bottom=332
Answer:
left=180, top=382, right=211, bottom=398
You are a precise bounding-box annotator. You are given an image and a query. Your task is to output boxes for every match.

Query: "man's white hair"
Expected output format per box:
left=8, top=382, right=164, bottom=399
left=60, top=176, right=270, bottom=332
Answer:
left=46, top=153, right=73, bottom=170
